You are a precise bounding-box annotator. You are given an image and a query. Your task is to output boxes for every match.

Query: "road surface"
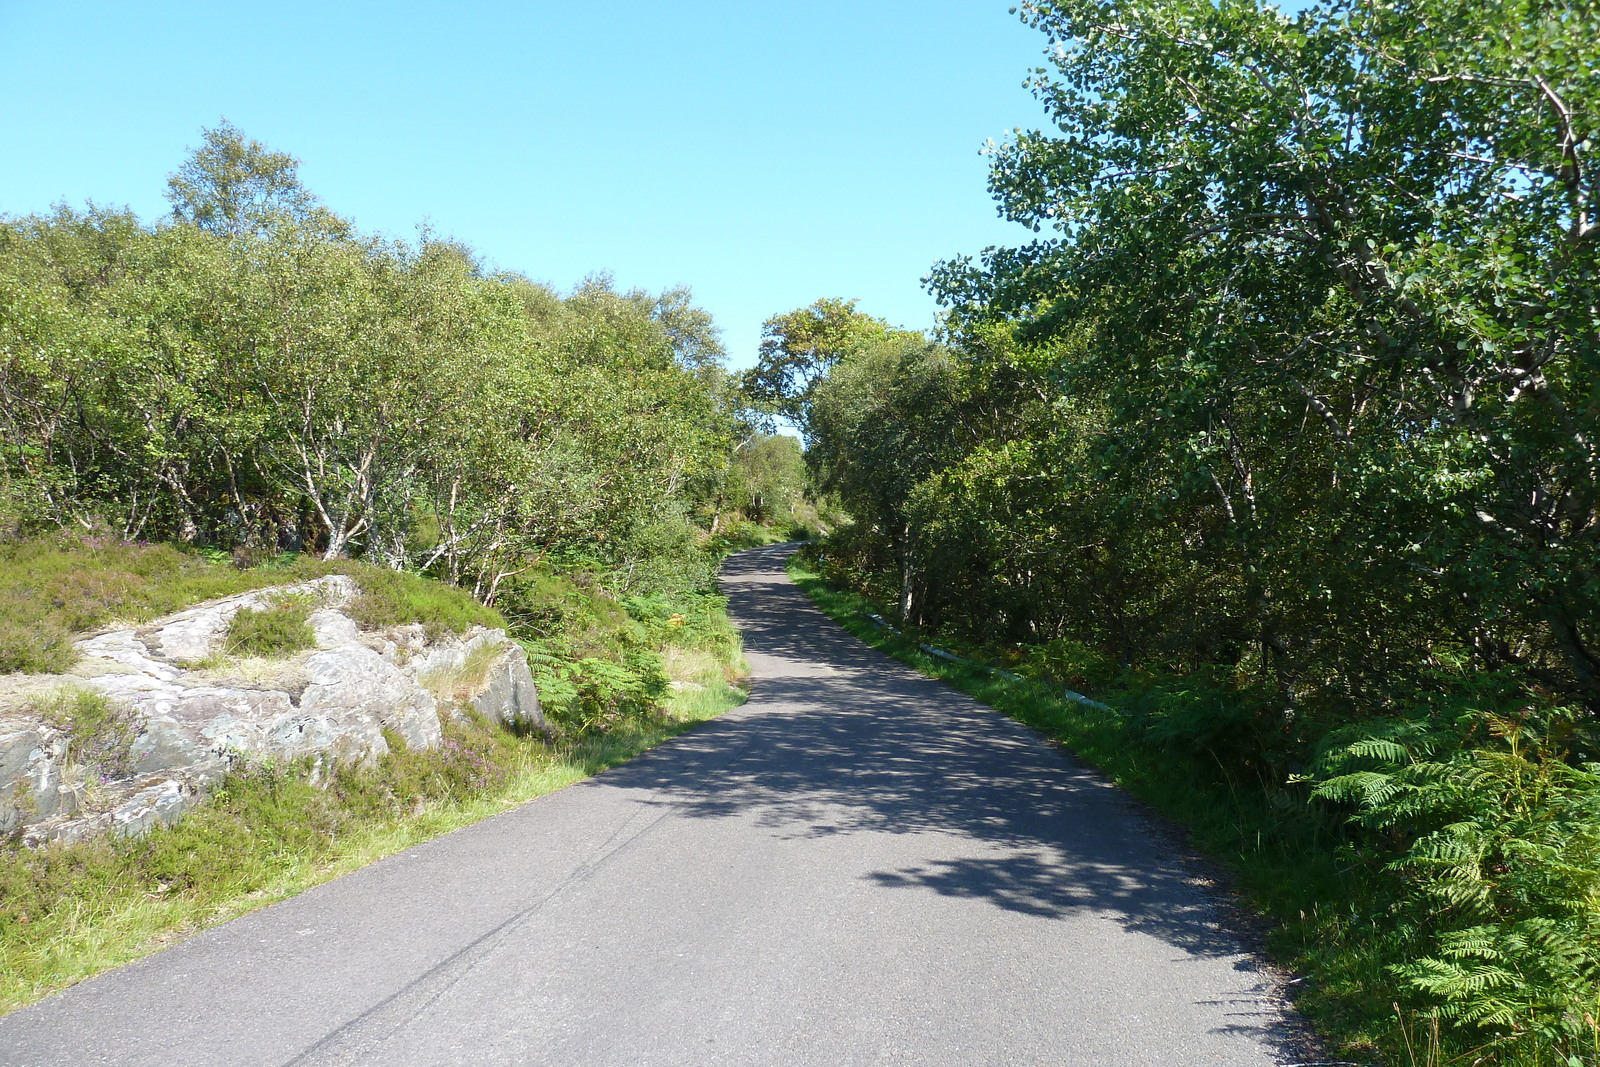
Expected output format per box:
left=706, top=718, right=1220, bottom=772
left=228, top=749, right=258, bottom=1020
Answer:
left=0, top=543, right=1306, bottom=1065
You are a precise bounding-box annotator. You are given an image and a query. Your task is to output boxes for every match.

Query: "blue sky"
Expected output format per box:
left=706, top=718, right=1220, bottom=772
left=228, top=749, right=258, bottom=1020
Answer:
left=0, top=1, right=1051, bottom=369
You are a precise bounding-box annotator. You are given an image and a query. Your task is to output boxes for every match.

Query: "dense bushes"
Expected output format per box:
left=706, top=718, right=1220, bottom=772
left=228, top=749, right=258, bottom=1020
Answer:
left=0, top=123, right=748, bottom=603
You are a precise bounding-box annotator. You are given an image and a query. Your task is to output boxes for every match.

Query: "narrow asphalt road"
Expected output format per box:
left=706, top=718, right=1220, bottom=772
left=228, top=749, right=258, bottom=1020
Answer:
left=0, top=544, right=1306, bottom=1066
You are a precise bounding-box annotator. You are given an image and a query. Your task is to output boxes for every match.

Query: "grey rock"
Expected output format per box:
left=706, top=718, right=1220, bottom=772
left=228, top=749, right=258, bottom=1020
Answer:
left=111, top=778, right=195, bottom=838
left=310, top=609, right=361, bottom=649
left=76, top=632, right=180, bottom=681
left=152, top=610, right=231, bottom=664
left=0, top=574, right=535, bottom=846
left=0, top=719, right=68, bottom=830
left=408, top=629, right=546, bottom=734
left=148, top=574, right=361, bottom=664
left=469, top=639, right=546, bottom=733
left=303, top=646, right=440, bottom=752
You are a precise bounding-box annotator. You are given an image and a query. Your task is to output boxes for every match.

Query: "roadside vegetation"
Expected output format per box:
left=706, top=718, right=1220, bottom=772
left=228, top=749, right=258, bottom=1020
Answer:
left=0, top=534, right=756, bottom=1013
left=752, top=1, right=1600, bottom=1063
left=0, top=125, right=820, bottom=1012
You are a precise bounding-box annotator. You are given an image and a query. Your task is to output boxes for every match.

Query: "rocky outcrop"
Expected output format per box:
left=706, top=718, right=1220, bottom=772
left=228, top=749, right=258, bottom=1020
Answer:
left=0, top=577, right=544, bottom=846
left=410, top=629, right=544, bottom=731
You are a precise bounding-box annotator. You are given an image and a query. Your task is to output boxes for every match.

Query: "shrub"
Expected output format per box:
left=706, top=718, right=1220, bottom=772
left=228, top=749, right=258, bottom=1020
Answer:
left=225, top=596, right=315, bottom=658
left=0, top=617, right=74, bottom=675
left=1315, top=709, right=1600, bottom=1063
left=624, top=592, right=740, bottom=658
left=1021, top=637, right=1120, bottom=692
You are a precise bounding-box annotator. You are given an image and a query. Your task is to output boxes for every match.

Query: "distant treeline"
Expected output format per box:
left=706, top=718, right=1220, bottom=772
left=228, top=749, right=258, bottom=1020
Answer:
left=0, top=124, right=805, bottom=599
left=753, top=0, right=1600, bottom=1061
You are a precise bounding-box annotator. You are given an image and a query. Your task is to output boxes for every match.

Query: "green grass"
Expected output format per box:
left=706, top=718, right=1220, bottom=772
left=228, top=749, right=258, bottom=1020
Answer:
left=224, top=595, right=316, bottom=658
left=0, top=537, right=286, bottom=673
left=330, top=562, right=504, bottom=638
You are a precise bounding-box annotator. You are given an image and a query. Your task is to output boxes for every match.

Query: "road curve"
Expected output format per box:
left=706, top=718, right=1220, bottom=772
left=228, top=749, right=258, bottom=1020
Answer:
left=0, top=543, right=1305, bottom=1066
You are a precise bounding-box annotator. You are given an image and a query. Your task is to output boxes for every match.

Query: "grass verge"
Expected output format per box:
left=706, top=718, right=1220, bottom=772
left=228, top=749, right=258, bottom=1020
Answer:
left=0, top=627, right=747, bottom=1016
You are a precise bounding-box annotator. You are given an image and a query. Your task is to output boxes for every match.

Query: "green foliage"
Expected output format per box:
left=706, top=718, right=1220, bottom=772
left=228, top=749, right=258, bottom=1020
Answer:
left=1316, top=711, right=1600, bottom=1061
left=625, top=591, right=742, bottom=659
left=224, top=595, right=315, bottom=658
left=1019, top=638, right=1121, bottom=693
left=0, top=124, right=742, bottom=601
left=494, top=567, right=743, bottom=738
left=524, top=651, right=669, bottom=736
left=164, top=120, right=326, bottom=239
left=738, top=298, right=913, bottom=426
left=723, top=433, right=808, bottom=526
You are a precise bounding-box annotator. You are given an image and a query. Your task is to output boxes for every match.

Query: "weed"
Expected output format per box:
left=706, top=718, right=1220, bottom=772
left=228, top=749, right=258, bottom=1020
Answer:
left=0, top=536, right=275, bottom=672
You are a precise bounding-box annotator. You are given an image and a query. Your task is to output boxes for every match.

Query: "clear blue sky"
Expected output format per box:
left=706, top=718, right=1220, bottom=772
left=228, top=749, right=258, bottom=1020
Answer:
left=0, top=1, right=1050, bottom=369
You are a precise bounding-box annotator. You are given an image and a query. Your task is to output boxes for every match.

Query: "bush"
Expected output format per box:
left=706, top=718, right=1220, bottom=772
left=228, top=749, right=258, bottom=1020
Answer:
left=0, top=617, right=73, bottom=675
left=225, top=595, right=316, bottom=658
left=1315, top=709, right=1600, bottom=1062
left=1021, top=637, right=1121, bottom=692
left=623, top=592, right=740, bottom=658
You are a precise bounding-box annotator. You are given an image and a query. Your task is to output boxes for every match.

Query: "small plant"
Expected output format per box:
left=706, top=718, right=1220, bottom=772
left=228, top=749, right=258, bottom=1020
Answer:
left=225, top=595, right=315, bottom=658
left=37, top=687, right=140, bottom=782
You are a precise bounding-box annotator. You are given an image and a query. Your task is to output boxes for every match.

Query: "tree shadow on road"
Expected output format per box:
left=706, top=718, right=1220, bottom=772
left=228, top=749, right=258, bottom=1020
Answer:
left=595, top=543, right=1316, bottom=1061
